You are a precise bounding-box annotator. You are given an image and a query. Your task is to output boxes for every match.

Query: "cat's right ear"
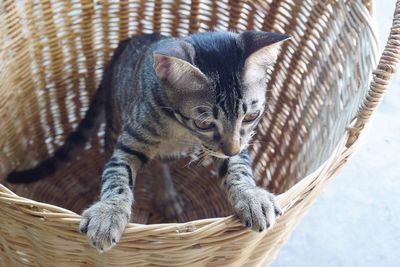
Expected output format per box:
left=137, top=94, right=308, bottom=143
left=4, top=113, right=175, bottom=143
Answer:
left=153, top=41, right=207, bottom=90
left=153, top=53, right=207, bottom=90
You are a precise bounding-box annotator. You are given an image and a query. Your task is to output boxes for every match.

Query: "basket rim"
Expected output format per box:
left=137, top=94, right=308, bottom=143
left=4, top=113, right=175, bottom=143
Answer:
left=0, top=132, right=350, bottom=234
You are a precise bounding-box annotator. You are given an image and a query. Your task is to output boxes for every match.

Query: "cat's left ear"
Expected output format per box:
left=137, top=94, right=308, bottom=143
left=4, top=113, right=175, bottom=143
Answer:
left=239, top=31, right=291, bottom=83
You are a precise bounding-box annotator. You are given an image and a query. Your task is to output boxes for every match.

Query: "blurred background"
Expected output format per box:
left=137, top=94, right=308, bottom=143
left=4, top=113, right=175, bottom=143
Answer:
left=272, top=1, right=400, bottom=266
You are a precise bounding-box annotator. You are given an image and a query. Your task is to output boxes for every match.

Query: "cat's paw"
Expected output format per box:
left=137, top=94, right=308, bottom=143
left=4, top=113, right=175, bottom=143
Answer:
left=79, top=201, right=130, bottom=252
left=232, top=187, right=282, bottom=232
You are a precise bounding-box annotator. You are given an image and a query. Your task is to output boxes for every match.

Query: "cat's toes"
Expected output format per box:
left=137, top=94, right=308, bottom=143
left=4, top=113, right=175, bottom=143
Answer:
left=156, top=193, right=185, bottom=220
left=233, top=187, right=281, bottom=232
left=79, top=201, right=130, bottom=252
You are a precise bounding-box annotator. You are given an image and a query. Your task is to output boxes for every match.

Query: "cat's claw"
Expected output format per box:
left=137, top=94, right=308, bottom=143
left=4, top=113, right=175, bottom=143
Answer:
left=232, top=187, right=281, bottom=232
left=79, top=201, right=130, bottom=252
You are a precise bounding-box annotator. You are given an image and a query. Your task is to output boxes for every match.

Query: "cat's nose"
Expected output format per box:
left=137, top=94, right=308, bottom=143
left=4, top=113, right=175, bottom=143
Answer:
left=220, top=141, right=240, bottom=157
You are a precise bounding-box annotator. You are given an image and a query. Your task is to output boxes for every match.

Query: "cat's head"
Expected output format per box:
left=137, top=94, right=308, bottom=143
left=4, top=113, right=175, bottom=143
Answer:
left=153, top=31, right=290, bottom=158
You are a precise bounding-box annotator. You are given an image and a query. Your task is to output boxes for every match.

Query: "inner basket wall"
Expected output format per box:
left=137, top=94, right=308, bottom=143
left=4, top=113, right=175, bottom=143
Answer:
left=0, top=0, right=377, bottom=222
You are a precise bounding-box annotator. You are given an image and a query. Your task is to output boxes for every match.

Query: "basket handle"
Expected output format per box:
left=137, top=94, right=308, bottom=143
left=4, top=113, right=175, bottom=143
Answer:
left=347, top=0, right=400, bottom=146
left=362, top=0, right=374, bottom=14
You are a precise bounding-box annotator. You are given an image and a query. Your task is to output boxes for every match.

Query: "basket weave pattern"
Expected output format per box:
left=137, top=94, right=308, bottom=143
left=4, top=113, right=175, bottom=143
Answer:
left=0, top=0, right=399, bottom=266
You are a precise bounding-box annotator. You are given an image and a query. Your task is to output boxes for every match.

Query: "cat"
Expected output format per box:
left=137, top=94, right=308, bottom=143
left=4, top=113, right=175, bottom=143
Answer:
left=7, top=31, right=290, bottom=252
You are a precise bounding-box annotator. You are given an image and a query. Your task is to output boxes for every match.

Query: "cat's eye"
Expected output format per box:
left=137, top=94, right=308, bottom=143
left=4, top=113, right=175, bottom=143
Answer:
left=194, top=119, right=214, bottom=130
left=243, top=111, right=260, bottom=123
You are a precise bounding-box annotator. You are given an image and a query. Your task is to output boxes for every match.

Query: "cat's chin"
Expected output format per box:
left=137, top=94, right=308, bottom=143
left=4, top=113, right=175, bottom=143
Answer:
left=201, top=146, right=241, bottom=159
left=211, top=153, right=230, bottom=159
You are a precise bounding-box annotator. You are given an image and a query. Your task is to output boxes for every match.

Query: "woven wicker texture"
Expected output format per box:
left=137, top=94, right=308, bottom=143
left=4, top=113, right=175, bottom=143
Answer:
left=0, top=0, right=399, bottom=266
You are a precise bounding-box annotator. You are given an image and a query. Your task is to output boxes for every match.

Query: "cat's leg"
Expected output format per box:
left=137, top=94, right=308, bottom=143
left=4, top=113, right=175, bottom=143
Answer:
left=104, top=124, right=119, bottom=159
left=79, top=126, right=156, bottom=252
left=153, top=160, right=184, bottom=219
left=217, top=150, right=282, bottom=232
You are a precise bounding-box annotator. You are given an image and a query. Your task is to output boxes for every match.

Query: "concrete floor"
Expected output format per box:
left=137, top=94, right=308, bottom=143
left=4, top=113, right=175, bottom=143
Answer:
left=271, top=2, right=400, bottom=267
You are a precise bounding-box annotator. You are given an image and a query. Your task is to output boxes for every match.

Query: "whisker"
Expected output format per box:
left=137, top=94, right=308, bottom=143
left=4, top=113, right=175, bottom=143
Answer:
left=195, top=153, right=207, bottom=166
left=184, top=157, right=198, bottom=168
left=201, top=146, right=224, bottom=159
left=184, top=149, right=206, bottom=168
left=172, top=139, right=198, bottom=146
left=246, top=140, right=270, bottom=147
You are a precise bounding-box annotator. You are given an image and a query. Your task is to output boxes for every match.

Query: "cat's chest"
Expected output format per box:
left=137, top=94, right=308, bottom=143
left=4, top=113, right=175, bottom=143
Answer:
left=157, top=142, right=193, bottom=158
left=157, top=129, right=200, bottom=159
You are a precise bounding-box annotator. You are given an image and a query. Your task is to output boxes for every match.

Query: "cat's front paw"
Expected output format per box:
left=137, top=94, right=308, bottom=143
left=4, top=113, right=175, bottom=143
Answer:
left=232, top=187, right=282, bottom=232
left=79, top=201, right=130, bottom=252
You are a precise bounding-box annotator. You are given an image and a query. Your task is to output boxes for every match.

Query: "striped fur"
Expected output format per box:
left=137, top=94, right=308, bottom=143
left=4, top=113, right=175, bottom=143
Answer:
left=7, top=32, right=290, bottom=252
left=217, top=150, right=283, bottom=232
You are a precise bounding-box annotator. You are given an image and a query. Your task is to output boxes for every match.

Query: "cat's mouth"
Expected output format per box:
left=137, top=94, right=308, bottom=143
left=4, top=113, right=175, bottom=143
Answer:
left=201, top=145, right=232, bottom=159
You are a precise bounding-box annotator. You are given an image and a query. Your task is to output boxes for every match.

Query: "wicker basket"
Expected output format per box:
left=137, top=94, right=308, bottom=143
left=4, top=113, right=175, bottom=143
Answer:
left=0, top=0, right=399, bottom=266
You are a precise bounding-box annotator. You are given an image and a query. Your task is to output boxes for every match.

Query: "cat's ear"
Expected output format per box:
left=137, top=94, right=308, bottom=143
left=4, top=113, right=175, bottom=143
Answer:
left=153, top=54, right=208, bottom=90
left=239, top=31, right=291, bottom=83
left=240, top=31, right=291, bottom=65
left=153, top=41, right=207, bottom=90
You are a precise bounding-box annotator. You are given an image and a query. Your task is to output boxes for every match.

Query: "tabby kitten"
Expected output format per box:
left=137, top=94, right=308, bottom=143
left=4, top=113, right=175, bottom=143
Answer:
left=7, top=31, right=290, bottom=252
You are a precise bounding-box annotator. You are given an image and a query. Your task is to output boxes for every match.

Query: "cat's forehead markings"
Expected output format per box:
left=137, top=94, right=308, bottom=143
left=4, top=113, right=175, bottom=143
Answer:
left=213, top=106, right=219, bottom=119
left=242, top=103, right=248, bottom=113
